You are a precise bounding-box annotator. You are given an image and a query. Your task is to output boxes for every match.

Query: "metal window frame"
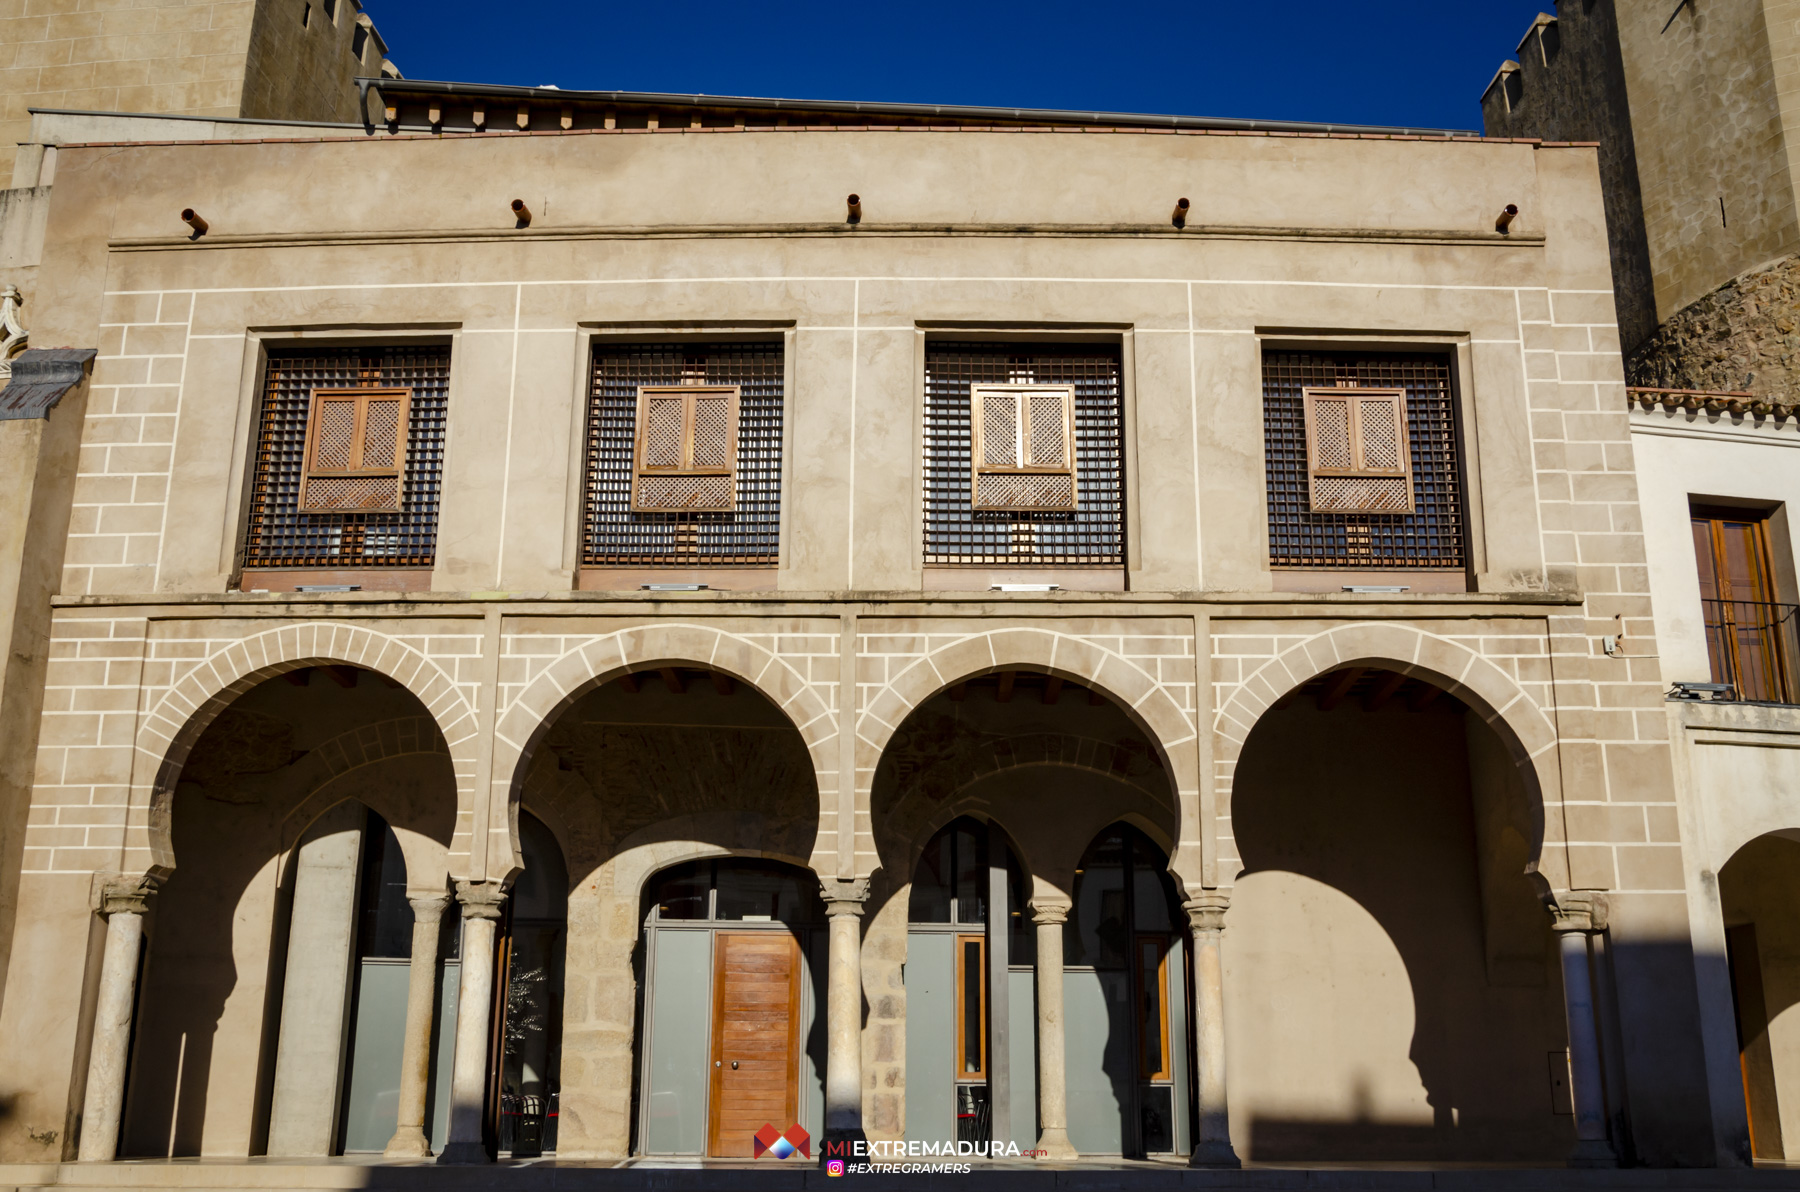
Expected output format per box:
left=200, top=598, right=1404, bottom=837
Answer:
left=298, top=386, right=412, bottom=513
left=581, top=341, right=783, bottom=568
left=239, top=344, right=450, bottom=571
left=1262, top=349, right=1465, bottom=571
left=923, top=342, right=1124, bottom=568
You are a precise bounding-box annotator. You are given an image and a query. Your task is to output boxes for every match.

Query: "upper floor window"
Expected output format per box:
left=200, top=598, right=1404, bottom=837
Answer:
left=1263, top=351, right=1464, bottom=571
left=924, top=343, right=1123, bottom=568
left=241, top=346, right=448, bottom=581
left=582, top=343, right=782, bottom=572
left=1692, top=504, right=1798, bottom=704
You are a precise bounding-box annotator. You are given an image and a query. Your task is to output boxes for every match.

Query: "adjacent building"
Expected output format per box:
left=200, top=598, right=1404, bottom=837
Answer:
left=1487, top=2, right=1800, bottom=1165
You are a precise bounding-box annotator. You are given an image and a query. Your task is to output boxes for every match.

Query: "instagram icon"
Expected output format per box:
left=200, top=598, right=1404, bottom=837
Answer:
left=826, top=1160, right=846, bottom=1177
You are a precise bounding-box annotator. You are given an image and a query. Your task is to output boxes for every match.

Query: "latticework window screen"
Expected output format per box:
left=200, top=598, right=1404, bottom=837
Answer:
left=242, top=347, right=449, bottom=569
left=583, top=344, right=782, bottom=566
left=1264, top=352, right=1465, bottom=569
left=925, top=344, right=1124, bottom=566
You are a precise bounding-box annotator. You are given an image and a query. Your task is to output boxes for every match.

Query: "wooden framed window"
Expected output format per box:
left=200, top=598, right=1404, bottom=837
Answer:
left=1136, top=934, right=1171, bottom=1081
left=955, top=933, right=987, bottom=1081
left=298, top=387, right=410, bottom=513
left=1692, top=505, right=1798, bottom=703
left=1302, top=385, right=1413, bottom=514
left=969, top=384, right=1077, bottom=512
left=631, top=384, right=739, bottom=512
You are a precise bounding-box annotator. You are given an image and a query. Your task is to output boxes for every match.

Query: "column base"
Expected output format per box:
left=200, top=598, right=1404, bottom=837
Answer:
left=1567, top=1138, right=1619, bottom=1168
left=382, top=1126, right=432, bottom=1159
left=435, top=1141, right=492, bottom=1165
left=819, top=1125, right=868, bottom=1168
left=1188, top=1139, right=1242, bottom=1168
left=1033, top=1127, right=1078, bottom=1160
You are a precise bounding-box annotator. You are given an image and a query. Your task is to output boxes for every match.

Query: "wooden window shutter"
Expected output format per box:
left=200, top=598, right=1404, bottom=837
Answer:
left=298, top=387, right=410, bottom=512
left=969, top=384, right=1077, bottom=511
left=631, top=384, right=739, bottom=512
left=1302, top=385, right=1414, bottom=513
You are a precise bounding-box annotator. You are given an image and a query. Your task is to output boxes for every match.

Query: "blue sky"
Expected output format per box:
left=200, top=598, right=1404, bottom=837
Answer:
left=362, top=2, right=1556, bottom=133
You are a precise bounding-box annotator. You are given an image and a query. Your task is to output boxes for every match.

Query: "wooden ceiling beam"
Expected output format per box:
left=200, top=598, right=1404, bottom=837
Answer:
left=1364, top=670, right=1408, bottom=712
left=1409, top=682, right=1442, bottom=712
left=617, top=671, right=640, bottom=694
left=1043, top=676, right=1064, bottom=705
left=282, top=669, right=311, bottom=687
left=658, top=667, right=686, bottom=695
left=996, top=671, right=1015, bottom=704
left=948, top=682, right=967, bottom=703
left=321, top=665, right=358, bottom=689
left=710, top=672, right=735, bottom=696
left=1316, top=667, right=1364, bottom=712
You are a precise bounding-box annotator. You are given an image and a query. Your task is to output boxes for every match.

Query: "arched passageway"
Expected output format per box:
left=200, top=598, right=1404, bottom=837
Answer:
left=118, top=665, right=458, bottom=1159
left=1229, top=665, right=1570, bottom=1162
left=512, top=663, right=822, bottom=1159
left=1718, top=832, right=1800, bottom=1160
left=868, top=668, right=1183, bottom=1157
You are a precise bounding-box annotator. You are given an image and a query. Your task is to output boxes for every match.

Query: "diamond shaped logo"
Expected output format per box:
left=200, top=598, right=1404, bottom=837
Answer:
left=751, top=1122, right=811, bottom=1159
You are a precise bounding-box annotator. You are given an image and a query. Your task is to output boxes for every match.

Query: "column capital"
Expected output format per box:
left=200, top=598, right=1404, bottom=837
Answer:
left=820, top=876, right=870, bottom=917
left=1184, top=890, right=1231, bottom=934
left=1029, top=900, right=1071, bottom=926
left=92, top=874, right=155, bottom=917
left=1549, top=892, right=1608, bottom=934
left=455, top=879, right=507, bottom=920
left=408, top=891, right=452, bottom=918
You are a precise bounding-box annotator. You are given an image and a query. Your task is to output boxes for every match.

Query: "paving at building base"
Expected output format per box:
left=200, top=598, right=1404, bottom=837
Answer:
left=8, top=1163, right=1800, bottom=1192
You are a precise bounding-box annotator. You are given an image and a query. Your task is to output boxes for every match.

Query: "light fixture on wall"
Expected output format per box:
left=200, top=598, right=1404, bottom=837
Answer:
left=511, top=199, right=531, bottom=228
left=1172, top=197, right=1190, bottom=229
left=181, top=208, right=208, bottom=238
left=1496, top=204, right=1518, bottom=233
left=1669, top=680, right=1732, bottom=701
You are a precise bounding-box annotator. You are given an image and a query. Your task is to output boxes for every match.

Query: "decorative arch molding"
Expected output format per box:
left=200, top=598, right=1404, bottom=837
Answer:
left=1214, top=622, right=1561, bottom=887
left=855, top=627, right=1200, bottom=885
left=492, top=622, right=838, bottom=883
left=127, top=623, right=479, bottom=881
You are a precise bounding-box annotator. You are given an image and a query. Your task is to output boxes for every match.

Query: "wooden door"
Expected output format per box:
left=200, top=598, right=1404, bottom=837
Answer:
left=707, top=932, right=802, bottom=1157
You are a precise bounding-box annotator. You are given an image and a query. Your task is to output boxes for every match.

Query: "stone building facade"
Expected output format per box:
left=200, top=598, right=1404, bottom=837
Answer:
left=0, top=78, right=1751, bottom=1174
left=0, top=0, right=397, bottom=188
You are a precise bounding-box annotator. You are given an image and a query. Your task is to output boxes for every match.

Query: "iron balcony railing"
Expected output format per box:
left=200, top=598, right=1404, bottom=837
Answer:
left=1701, top=599, right=1800, bottom=705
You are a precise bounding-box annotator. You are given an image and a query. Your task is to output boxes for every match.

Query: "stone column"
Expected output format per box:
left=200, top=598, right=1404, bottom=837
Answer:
left=384, top=892, right=450, bottom=1158
left=1030, top=901, right=1077, bottom=1160
left=439, top=880, right=506, bottom=1164
left=1185, top=892, right=1240, bottom=1168
left=267, top=804, right=365, bottom=1157
left=820, top=877, right=870, bottom=1154
left=1552, top=897, right=1618, bottom=1168
left=77, top=882, right=152, bottom=1162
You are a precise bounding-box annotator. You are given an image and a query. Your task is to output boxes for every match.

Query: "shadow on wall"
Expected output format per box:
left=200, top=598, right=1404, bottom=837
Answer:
left=117, top=668, right=456, bottom=1158
left=1230, top=691, right=1570, bottom=1163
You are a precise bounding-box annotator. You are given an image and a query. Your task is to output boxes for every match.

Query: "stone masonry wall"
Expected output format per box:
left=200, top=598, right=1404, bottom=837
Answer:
left=1628, top=249, right=1800, bottom=399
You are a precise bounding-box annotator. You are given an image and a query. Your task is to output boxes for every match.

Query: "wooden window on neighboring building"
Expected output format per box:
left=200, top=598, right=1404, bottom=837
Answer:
left=1263, top=351, right=1465, bottom=569
left=242, top=346, right=448, bottom=571
left=970, top=384, right=1077, bottom=511
left=1692, top=505, right=1798, bottom=703
left=631, top=385, right=739, bottom=512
